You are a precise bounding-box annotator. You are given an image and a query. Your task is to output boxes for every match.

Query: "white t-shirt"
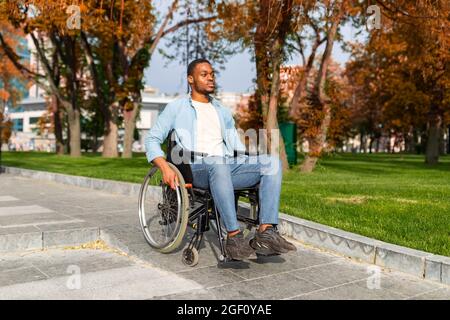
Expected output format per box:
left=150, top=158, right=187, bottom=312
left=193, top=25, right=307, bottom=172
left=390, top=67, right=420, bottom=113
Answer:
left=192, top=99, right=224, bottom=157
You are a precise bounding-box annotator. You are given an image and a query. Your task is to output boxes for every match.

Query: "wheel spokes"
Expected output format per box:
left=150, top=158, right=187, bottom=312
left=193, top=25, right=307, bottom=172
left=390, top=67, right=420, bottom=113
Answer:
left=139, top=164, right=188, bottom=252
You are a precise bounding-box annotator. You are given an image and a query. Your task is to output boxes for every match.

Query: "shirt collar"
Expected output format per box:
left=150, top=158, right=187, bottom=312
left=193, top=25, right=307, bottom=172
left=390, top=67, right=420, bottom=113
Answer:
left=188, top=93, right=219, bottom=108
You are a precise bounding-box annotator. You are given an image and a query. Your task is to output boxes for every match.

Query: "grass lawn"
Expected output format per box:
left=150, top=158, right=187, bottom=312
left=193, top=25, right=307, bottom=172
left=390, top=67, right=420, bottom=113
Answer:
left=2, top=151, right=450, bottom=257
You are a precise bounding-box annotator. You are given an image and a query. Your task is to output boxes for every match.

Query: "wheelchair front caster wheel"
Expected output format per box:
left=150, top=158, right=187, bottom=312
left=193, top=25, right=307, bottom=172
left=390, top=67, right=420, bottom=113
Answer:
left=218, top=254, right=226, bottom=262
left=182, top=248, right=199, bottom=267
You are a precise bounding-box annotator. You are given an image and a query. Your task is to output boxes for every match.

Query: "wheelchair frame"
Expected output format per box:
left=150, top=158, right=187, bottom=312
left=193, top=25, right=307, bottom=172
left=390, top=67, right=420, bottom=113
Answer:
left=181, top=182, right=260, bottom=266
left=139, top=129, right=261, bottom=266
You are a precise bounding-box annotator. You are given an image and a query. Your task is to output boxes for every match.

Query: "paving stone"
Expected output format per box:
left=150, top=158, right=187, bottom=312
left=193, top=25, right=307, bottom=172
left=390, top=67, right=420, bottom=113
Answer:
left=33, top=255, right=135, bottom=278
left=208, top=272, right=321, bottom=300
left=291, top=261, right=370, bottom=288
left=0, top=265, right=203, bottom=300
left=0, top=232, right=42, bottom=252
left=0, top=267, right=48, bottom=287
left=0, top=212, right=76, bottom=227
left=70, top=214, right=123, bottom=228
left=0, top=205, right=53, bottom=217
left=0, top=258, right=33, bottom=272
left=293, top=280, right=405, bottom=300
left=35, top=221, right=95, bottom=232
left=218, top=255, right=304, bottom=280
left=0, top=196, right=19, bottom=202
left=153, top=288, right=215, bottom=300
left=0, top=226, right=41, bottom=235
left=177, top=266, right=245, bottom=288
left=408, top=288, right=450, bottom=300
left=132, top=245, right=218, bottom=273
left=379, top=272, right=446, bottom=298
left=281, top=246, right=343, bottom=268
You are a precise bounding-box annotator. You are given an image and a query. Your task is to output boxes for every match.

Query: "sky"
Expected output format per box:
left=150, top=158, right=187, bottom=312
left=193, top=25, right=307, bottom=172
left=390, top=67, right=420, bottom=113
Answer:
left=144, top=20, right=366, bottom=95
left=9, top=2, right=367, bottom=99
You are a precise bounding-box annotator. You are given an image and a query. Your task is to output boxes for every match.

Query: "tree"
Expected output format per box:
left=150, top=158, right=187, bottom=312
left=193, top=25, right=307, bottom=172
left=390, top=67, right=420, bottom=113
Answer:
left=0, top=1, right=85, bottom=157
left=0, top=21, right=27, bottom=115
left=347, top=0, right=450, bottom=162
left=0, top=112, right=12, bottom=147
left=0, top=21, right=26, bottom=150
left=296, top=0, right=350, bottom=172
left=215, top=0, right=309, bottom=171
left=81, top=0, right=217, bottom=158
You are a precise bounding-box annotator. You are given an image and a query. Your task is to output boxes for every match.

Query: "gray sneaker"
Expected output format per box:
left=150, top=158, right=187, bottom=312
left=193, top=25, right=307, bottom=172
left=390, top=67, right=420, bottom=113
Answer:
left=250, top=227, right=297, bottom=255
left=225, top=232, right=255, bottom=260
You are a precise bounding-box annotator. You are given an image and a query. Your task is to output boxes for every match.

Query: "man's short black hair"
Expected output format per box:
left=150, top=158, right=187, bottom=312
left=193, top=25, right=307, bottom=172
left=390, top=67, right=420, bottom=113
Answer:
left=187, top=58, right=211, bottom=76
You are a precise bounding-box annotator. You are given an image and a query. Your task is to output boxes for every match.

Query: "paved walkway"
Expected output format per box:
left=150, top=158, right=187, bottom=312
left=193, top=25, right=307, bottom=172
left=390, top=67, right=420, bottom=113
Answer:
left=0, top=174, right=449, bottom=300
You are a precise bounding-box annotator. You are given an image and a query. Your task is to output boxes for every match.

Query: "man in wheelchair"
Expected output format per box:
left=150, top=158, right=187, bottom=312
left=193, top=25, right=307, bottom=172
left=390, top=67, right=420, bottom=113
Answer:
left=144, top=58, right=296, bottom=261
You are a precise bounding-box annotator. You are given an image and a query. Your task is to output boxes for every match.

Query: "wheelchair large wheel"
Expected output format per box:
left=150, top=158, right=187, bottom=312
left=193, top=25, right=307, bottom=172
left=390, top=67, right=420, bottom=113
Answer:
left=138, top=162, right=189, bottom=253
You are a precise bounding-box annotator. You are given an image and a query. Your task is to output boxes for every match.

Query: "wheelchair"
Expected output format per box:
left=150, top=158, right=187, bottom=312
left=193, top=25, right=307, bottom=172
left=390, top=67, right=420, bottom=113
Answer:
left=138, top=130, right=261, bottom=267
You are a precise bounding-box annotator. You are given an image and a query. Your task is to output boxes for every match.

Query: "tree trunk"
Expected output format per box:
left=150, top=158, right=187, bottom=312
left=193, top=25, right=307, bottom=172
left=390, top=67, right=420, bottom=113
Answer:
left=52, top=96, right=65, bottom=155
left=368, top=136, right=374, bottom=154
left=300, top=155, right=318, bottom=173
left=387, top=135, right=392, bottom=153
left=266, top=36, right=289, bottom=172
left=439, top=123, right=446, bottom=155
left=359, top=132, right=366, bottom=153
left=122, top=99, right=141, bottom=159
left=102, top=119, right=119, bottom=158
left=67, top=108, right=81, bottom=157
left=405, top=126, right=415, bottom=153
left=425, top=113, right=442, bottom=165
left=300, top=105, right=332, bottom=173
left=254, top=51, right=270, bottom=125
left=447, top=125, right=450, bottom=155
left=254, top=1, right=271, bottom=125
left=300, top=1, right=345, bottom=172
left=65, top=112, right=70, bottom=154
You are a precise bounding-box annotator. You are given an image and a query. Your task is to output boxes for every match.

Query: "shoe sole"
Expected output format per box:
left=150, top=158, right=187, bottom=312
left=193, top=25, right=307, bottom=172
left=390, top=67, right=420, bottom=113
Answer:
left=255, top=252, right=281, bottom=257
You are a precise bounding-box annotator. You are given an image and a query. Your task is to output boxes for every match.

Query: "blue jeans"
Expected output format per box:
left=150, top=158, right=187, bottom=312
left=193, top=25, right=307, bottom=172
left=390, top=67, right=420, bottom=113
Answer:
left=189, top=154, right=282, bottom=232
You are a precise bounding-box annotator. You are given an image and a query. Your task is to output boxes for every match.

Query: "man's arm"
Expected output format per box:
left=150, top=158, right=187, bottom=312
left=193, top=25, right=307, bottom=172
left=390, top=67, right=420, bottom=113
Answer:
left=144, top=101, right=177, bottom=163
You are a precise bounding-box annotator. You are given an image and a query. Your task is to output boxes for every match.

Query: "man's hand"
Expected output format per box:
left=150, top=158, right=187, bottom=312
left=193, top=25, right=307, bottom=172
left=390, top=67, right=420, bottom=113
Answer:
left=162, top=167, right=179, bottom=190
left=152, top=157, right=179, bottom=190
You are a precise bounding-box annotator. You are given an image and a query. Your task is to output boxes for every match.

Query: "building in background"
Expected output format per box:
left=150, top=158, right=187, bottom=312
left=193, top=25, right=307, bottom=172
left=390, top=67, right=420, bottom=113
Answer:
left=6, top=85, right=246, bottom=152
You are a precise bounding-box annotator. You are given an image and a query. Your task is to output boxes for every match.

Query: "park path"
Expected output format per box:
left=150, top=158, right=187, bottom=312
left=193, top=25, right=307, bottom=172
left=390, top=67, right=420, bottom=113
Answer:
left=0, top=174, right=449, bottom=300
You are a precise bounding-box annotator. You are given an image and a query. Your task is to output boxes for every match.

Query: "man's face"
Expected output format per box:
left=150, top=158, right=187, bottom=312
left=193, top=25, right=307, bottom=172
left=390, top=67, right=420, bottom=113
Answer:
left=188, top=62, right=215, bottom=94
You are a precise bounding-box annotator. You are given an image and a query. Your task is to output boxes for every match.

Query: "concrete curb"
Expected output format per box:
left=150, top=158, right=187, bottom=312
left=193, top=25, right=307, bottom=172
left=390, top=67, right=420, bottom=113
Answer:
left=275, top=212, right=450, bottom=286
left=3, top=166, right=450, bottom=286
left=0, top=227, right=100, bottom=252
left=3, top=166, right=142, bottom=197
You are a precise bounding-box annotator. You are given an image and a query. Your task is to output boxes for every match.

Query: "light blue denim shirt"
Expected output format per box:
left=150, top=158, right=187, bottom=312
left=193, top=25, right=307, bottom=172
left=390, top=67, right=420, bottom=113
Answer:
left=144, top=94, right=246, bottom=163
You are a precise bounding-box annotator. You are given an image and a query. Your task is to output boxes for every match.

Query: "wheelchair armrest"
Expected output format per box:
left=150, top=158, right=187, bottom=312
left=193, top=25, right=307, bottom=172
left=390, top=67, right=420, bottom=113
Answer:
left=233, top=150, right=259, bottom=157
left=169, top=145, right=208, bottom=163
left=190, top=150, right=209, bottom=158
